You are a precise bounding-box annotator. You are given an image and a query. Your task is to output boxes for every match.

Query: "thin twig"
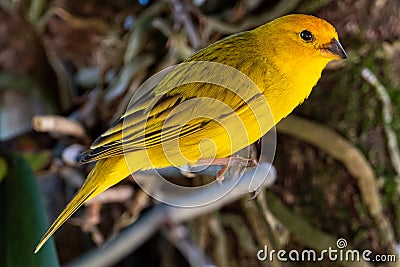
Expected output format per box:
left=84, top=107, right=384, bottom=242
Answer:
left=167, top=0, right=201, bottom=50
left=112, top=189, right=150, bottom=233
left=361, top=68, right=400, bottom=187
left=71, top=186, right=134, bottom=246
left=205, top=0, right=300, bottom=35
left=68, top=88, right=101, bottom=128
left=256, top=191, right=288, bottom=245
left=28, top=0, right=46, bottom=26
left=124, top=1, right=167, bottom=64
left=104, top=53, right=155, bottom=103
left=42, top=7, right=111, bottom=34
left=32, top=115, right=90, bottom=143
left=208, top=214, right=229, bottom=267
left=162, top=225, right=214, bottom=267
left=220, top=214, right=258, bottom=254
left=240, top=198, right=281, bottom=267
left=85, top=185, right=134, bottom=205
left=152, top=18, right=195, bottom=60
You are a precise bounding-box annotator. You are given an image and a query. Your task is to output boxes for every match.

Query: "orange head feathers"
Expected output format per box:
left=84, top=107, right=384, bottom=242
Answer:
left=255, top=14, right=346, bottom=61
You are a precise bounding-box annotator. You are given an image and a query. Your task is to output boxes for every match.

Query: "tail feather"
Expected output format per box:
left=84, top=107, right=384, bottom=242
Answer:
left=34, top=186, right=97, bottom=253
left=35, top=156, right=131, bottom=253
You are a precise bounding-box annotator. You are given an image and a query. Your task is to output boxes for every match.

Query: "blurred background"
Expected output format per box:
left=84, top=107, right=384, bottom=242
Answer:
left=1, top=0, right=400, bottom=266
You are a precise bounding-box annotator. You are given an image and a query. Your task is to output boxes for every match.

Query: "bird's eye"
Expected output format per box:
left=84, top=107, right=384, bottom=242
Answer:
left=300, top=30, right=314, bottom=42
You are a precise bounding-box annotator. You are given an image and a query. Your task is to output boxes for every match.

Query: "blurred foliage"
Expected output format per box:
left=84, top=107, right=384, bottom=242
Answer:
left=0, top=153, right=59, bottom=267
left=0, top=156, right=7, bottom=183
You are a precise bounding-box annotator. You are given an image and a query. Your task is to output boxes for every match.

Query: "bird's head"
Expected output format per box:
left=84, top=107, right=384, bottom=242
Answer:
left=251, top=14, right=347, bottom=111
left=256, top=14, right=347, bottom=67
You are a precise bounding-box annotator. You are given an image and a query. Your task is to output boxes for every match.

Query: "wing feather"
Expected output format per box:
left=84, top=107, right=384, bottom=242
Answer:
left=79, top=34, right=269, bottom=164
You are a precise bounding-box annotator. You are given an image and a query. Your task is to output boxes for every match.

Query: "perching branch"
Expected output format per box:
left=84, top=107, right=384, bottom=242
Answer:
left=65, top=162, right=276, bottom=267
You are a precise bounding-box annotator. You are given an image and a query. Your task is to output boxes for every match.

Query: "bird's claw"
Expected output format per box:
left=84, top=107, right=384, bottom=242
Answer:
left=249, top=186, right=262, bottom=200
left=215, top=156, right=258, bottom=181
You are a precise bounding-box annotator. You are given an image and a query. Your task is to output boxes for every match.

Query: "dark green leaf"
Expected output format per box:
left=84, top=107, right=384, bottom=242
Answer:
left=0, top=153, right=59, bottom=267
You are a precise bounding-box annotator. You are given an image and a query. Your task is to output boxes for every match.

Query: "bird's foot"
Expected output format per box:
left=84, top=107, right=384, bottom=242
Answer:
left=196, top=156, right=257, bottom=182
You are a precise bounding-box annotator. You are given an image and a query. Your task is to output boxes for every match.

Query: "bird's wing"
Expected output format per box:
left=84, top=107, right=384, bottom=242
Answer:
left=79, top=49, right=269, bottom=164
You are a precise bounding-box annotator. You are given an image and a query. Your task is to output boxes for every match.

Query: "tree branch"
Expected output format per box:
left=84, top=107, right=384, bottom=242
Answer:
left=66, top=162, right=276, bottom=267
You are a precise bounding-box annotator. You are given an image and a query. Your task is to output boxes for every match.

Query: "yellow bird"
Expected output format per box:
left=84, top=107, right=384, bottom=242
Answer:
left=35, top=14, right=346, bottom=252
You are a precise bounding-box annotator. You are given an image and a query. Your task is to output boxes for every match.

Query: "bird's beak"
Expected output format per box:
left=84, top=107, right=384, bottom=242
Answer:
left=321, top=38, right=347, bottom=60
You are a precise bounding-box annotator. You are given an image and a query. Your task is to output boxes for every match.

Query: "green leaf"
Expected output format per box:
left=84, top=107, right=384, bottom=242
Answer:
left=0, top=153, right=59, bottom=267
left=22, top=150, right=51, bottom=171
left=0, top=156, right=7, bottom=183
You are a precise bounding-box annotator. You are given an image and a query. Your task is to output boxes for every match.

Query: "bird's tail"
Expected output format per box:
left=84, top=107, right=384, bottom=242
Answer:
left=34, top=156, right=131, bottom=253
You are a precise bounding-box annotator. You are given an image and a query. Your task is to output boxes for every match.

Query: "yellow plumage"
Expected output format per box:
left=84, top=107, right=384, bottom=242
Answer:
left=35, top=14, right=346, bottom=253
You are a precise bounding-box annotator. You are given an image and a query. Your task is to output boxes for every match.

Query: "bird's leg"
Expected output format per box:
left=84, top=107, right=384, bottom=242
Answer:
left=249, top=186, right=262, bottom=200
left=195, top=156, right=257, bottom=167
left=195, top=156, right=257, bottom=182
left=179, top=164, right=198, bottom=178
